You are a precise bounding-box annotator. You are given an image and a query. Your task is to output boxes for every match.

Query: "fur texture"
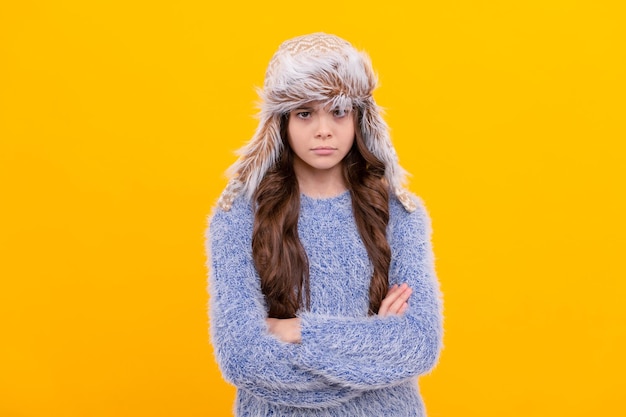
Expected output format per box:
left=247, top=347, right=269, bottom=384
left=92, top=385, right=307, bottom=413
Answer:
left=207, top=192, right=443, bottom=416
left=217, top=33, right=416, bottom=212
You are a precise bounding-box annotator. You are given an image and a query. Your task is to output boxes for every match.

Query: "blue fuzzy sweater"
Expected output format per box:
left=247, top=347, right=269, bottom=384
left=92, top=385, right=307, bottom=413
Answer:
left=207, top=191, right=443, bottom=416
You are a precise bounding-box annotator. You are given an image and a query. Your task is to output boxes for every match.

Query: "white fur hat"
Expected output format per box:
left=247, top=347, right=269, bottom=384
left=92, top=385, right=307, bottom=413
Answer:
left=217, top=32, right=416, bottom=212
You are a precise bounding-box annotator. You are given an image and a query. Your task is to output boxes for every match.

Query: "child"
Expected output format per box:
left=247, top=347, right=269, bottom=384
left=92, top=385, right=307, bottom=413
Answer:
left=207, top=32, right=443, bottom=416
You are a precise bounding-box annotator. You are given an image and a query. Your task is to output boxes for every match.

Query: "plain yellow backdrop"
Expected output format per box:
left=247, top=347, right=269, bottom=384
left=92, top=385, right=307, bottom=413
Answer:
left=1, top=1, right=625, bottom=416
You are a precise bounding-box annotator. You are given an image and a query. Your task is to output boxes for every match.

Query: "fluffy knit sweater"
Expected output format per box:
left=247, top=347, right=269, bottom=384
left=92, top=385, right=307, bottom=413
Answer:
left=207, top=191, right=443, bottom=416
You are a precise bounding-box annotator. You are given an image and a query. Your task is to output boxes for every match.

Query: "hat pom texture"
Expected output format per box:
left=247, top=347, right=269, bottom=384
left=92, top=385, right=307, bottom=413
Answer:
left=218, top=33, right=415, bottom=212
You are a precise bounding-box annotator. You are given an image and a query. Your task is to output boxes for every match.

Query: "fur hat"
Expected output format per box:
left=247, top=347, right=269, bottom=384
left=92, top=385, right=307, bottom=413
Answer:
left=217, top=32, right=416, bottom=212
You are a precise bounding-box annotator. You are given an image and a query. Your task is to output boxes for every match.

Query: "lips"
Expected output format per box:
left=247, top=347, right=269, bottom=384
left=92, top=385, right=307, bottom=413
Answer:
left=311, top=147, right=337, bottom=155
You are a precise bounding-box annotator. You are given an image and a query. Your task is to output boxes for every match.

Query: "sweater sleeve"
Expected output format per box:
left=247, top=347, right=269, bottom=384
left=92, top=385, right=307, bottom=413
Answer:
left=207, top=199, right=364, bottom=407
left=296, top=196, right=443, bottom=389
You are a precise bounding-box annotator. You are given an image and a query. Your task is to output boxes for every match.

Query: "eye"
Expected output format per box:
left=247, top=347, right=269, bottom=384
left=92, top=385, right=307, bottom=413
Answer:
left=333, top=108, right=349, bottom=118
left=296, top=111, right=311, bottom=119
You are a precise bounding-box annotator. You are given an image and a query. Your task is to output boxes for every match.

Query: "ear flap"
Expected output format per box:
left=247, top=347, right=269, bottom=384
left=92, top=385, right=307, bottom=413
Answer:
left=218, top=113, right=284, bottom=211
left=216, top=179, right=242, bottom=211
left=360, top=99, right=416, bottom=212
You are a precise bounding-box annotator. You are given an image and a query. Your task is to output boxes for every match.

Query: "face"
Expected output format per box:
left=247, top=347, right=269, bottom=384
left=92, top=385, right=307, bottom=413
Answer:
left=286, top=103, right=355, bottom=181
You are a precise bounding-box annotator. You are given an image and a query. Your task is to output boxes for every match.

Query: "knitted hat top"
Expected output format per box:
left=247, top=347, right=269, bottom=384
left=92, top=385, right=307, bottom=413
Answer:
left=217, top=32, right=416, bottom=212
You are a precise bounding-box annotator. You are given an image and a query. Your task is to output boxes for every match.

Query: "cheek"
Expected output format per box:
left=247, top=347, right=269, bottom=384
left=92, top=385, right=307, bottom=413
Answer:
left=286, top=130, right=299, bottom=149
left=345, top=125, right=356, bottom=145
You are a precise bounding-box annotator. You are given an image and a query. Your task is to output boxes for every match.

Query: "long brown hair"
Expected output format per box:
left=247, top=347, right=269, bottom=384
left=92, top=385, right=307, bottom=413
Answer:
left=252, top=109, right=391, bottom=318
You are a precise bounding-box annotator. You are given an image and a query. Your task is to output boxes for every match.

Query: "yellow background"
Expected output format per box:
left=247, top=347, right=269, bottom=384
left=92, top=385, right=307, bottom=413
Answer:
left=1, top=1, right=625, bottom=416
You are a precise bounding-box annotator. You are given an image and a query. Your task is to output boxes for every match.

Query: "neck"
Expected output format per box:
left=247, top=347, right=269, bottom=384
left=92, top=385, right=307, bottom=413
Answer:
left=293, top=161, right=347, bottom=199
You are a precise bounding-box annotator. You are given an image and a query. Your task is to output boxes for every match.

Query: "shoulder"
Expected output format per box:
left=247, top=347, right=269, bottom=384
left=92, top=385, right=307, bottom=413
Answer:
left=207, top=195, right=255, bottom=240
left=388, top=190, right=432, bottom=241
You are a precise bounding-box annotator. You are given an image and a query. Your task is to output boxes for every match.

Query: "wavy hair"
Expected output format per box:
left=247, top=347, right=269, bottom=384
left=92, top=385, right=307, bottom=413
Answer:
left=252, top=109, right=390, bottom=318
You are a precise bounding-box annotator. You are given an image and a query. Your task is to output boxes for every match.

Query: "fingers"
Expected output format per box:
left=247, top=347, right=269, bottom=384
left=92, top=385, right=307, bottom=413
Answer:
left=265, top=318, right=302, bottom=344
left=397, top=299, right=409, bottom=315
left=378, top=285, right=398, bottom=316
left=379, top=283, right=412, bottom=317
left=266, top=318, right=278, bottom=334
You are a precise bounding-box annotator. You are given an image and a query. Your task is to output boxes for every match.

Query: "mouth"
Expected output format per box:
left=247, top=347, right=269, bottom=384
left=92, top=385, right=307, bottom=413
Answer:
left=311, top=146, right=337, bottom=155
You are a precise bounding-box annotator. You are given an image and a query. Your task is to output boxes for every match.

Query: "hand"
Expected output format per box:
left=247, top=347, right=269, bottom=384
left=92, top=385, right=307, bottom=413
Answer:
left=378, top=283, right=413, bottom=317
left=266, top=318, right=302, bottom=344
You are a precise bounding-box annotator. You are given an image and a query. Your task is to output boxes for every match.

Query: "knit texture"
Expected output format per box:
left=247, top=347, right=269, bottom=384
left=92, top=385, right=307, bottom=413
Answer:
left=207, top=191, right=443, bottom=416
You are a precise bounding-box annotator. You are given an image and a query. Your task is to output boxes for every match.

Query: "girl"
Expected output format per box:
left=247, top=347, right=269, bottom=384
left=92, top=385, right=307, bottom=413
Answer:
left=207, top=33, right=443, bottom=416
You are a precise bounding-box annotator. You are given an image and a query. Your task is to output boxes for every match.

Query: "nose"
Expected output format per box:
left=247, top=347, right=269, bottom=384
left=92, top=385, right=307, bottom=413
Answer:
left=315, top=113, right=332, bottom=139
